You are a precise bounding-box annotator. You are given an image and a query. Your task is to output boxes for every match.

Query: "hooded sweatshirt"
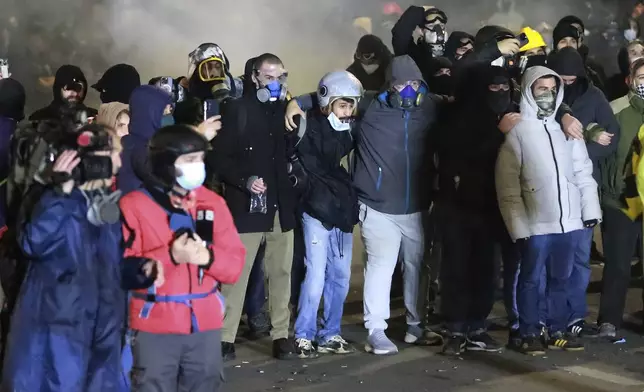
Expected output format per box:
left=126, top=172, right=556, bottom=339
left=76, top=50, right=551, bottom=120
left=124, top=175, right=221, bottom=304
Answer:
left=346, top=35, right=393, bottom=91
left=495, top=66, right=601, bottom=241
left=352, top=55, right=436, bottom=214
left=0, top=78, right=26, bottom=229
left=92, top=64, right=141, bottom=104
left=28, top=65, right=97, bottom=121
left=117, top=86, right=172, bottom=194
left=548, top=47, right=621, bottom=183
left=97, top=102, right=129, bottom=134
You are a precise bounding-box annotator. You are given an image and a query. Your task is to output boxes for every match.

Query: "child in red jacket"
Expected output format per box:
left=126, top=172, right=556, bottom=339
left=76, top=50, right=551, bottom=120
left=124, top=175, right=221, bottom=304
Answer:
left=120, top=124, right=245, bottom=392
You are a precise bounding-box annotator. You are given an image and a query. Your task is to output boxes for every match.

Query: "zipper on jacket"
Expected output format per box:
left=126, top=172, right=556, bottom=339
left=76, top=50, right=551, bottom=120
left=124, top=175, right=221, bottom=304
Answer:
left=543, top=123, right=565, bottom=233
left=376, top=166, right=382, bottom=191
left=404, top=111, right=411, bottom=213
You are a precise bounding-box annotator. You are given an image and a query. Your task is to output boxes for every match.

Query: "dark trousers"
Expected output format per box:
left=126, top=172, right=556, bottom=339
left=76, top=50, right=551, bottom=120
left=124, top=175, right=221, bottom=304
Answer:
left=131, top=330, right=223, bottom=392
left=501, top=233, right=521, bottom=330
left=568, top=227, right=593, bottom=325
left=440, top=205, right=496, bottom=334
left=518, top=230, right=581, bottom=337
left=291, top=215, right=306, bottom=308
left=598, top=207, right=642, bottom=327
left=243, top=241, right=266, bottom=319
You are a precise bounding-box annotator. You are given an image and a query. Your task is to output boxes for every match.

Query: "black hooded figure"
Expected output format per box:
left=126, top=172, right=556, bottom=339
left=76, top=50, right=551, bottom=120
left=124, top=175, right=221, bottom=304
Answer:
left=434, top=64, right=512, bottom=352
left=425, top=57, right=453, bottom=96
left=346, top=35, right=393, bottom=91
left=29, top=64, right=97, bottom=121
left=92, top=63, right=141, bottom=104
left=443, top=31, right=474, bottom=64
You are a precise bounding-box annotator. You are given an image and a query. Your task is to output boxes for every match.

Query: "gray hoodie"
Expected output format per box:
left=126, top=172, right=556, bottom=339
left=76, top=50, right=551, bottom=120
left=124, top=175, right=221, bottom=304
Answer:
left=352, top=55, right=437, bottom=214
left=495, top=66, right=601, bottom=241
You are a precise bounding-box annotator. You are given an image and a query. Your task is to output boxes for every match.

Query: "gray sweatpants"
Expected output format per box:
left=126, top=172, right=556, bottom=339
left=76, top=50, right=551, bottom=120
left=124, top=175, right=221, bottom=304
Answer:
left=130, top=329, right=223, bottom=392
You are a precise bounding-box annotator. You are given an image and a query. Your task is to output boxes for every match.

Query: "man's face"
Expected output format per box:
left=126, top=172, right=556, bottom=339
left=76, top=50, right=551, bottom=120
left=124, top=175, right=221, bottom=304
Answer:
left=532, top=76, right=557, bottom=97
left=629, top=44, right=644, bottom=63
left=252, top=62, right=287, bottom=88
left=525, top=47, right=546, bottom=56
left=331, top=98, right=356, bottom=120
left=61, top=83, right=83, bottom=104
left=557, top=37, right=579, bottom=51
left=632, top=65, right=644, bottom=87
left=356, top=52, right=377, bottom=65
left=199, top=59, right=225, bottom=82
left=560, top=75, right=577, bottom=86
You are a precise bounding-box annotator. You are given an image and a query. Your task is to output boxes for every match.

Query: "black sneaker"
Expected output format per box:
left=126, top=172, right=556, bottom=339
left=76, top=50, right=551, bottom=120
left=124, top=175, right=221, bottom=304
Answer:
left=520, top=335, right=546, bottom=356
left=317, top=335, right=355, bottom=354
left=467, top=331, right=502, bottom=352
left=508, top=328, right=522, bottom=351
left=295, top=338, right=319, bottom=359
left=547, top=332, right=584, bottom=351
left=272, top=338, right=299, bottom=360
left=222, top=342, right=236, bottom=362
left=247, top=311, right=271, bottom=340
left=567, top=320, right=599, bottom=338
left=442, top=335, right=466, bottom=356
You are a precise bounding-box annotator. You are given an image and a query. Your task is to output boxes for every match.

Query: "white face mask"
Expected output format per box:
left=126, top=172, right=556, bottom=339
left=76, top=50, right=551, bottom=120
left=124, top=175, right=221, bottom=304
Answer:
left=361, top=63, right=380, bottom=75
left=175, top=162, right=206, bottom=190
left=327, top=112, right=351, bottom=131
left=625, top=29, right=638, bottom=42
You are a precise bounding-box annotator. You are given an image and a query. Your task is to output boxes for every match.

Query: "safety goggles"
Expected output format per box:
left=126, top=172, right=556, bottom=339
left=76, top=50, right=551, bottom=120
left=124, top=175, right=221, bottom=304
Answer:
left=355, top=52, right=376, bottom=62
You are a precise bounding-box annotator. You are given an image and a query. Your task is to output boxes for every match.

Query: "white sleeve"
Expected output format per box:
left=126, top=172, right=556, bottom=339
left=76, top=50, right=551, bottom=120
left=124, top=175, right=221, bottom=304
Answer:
left=571, top=139, right=602, bottom=222
left=495, top=131, right=531, bottom=241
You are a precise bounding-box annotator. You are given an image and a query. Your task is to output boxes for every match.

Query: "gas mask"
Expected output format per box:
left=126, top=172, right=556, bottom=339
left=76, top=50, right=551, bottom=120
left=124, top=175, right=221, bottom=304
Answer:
left=84, top=189, right=122, bottom=226
left=424, top=25, right=448, bottom=57
left=257, top=80, right=288, bottom=103
left=211, top=77, right=232, bottom=101
left=388, top=85, right=424, bottom=109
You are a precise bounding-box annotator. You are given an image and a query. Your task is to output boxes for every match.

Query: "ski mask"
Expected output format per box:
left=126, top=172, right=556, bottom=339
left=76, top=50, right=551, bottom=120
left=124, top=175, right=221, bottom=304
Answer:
left=535, top=90, right=556, bottom=118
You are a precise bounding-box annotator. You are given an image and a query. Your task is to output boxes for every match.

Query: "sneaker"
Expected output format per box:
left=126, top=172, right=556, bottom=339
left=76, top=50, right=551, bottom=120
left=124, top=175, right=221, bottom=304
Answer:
left=442, top=335, right=467, bottom=356
left=567, top=320, right=599, bottom=338
left=222, top=342, right=236, bottom=362
left=272, top=338, right=299, bottom=360
left=404, top=325, right=443, bottom=346
left=365, top=329, right=399, bottom=355
left=317, top=335, right=354, bottom=354
left=507, top=328, right=522, bottom=351
left=539, top=324, right=549, bottom=348
left=520, top=336, right=546, bottom=356
left=295, top=338, right=319, bottom=359
left=467, top=331, right=502, bottom=352
left=598, top=323, right=617, bottom=338
left=247, top=311, right=271, bottom=340
left=547, top=332, right=584, bottom=351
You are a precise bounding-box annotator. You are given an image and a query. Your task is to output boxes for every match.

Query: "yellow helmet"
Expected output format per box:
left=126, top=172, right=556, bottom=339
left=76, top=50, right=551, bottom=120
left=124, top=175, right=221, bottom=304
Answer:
left=519, top=27, right=547, bottom=52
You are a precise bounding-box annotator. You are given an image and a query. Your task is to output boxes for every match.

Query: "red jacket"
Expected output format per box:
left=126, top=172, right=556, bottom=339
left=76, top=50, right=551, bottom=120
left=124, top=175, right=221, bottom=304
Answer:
left=120, top=186, right=245, bottom=334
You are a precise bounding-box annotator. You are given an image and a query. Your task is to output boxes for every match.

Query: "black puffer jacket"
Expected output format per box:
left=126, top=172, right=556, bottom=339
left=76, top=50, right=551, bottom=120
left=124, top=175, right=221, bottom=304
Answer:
left=297, top=113, right=358, bottom=233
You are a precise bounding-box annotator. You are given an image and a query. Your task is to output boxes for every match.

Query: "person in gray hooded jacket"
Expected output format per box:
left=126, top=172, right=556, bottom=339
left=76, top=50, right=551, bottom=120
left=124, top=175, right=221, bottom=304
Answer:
left=496, top=65, right=602, bottom=356
left=286, top=55, right=441, bottom=355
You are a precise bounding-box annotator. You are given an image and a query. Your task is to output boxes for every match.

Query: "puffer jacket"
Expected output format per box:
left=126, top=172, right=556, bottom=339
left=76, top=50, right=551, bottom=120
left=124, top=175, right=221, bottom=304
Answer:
left=495, top=66, right=601, bottom=241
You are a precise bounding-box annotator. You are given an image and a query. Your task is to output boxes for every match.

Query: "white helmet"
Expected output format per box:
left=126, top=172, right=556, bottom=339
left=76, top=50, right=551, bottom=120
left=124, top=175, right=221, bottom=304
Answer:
left=317, top=71, right=364, bottom=108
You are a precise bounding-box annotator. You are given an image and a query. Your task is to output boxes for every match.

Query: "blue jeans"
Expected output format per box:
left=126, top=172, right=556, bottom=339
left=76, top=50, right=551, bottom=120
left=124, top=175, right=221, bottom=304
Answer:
left=294, top=213, right=353, bottom=342
left=517, top=230, right=581, bottom=337
left=567, top=227, right=593, bottom=325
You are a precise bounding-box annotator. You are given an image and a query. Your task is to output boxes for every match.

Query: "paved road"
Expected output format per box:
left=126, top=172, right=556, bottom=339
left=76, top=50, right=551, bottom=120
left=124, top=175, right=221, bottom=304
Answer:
left=224, top=232, right=644, bottom=392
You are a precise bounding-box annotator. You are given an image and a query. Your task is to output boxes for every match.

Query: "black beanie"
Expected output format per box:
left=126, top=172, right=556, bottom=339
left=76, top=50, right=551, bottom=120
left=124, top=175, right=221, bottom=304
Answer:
left=548, top=47, right=586, bottom=77
left=552, top=23, right=580, bottom=48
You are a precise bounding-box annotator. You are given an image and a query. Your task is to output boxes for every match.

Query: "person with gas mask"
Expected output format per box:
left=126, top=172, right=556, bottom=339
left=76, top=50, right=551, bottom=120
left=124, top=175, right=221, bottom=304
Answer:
left=292, top=71, right=362, bottom=358
left=120, top=124, right=245, bottom=392
left=210, top=53, right=298, bottom=361
left=29, top=64, right=97, bottom=122
left=496, top=66, right=601, bottom=355
left=1, top=124, right=154, bottom=391
left=91, top=63, right=141, bottom=104
left=443, top=32, right=474, bottom=64
left=285, top=55, right=443, bottom=355
left=0, top=77, right=25, bottom=232
left=596, top=58, right=644, bottom=339
left=434, top=65, right=513, bottom=355
left=174, top=43, right=243, bottom=126
left=548, top=48, right=620, bottom=339
left=607, top=40, right=644, bottom=101
left=552, top=18, right=607, bottom=94
left=392, top=6, right=449, bottom=82
left=346, top=34, right=392, bottom=91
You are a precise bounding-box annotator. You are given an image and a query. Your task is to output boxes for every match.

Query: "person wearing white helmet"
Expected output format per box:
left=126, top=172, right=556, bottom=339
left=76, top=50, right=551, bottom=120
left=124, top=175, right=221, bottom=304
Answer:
left=292, top=71, right=363, bottom=358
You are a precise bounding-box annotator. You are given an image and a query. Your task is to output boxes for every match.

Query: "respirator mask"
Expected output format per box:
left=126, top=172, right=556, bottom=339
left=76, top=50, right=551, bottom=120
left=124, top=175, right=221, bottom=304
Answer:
left=388, top=84, right=425, bottom=109
left=84, top=188, right=122, bottom=226
left=211, top=76, right=232, bottom=101
left=256, top=72, right=288, bottom=103
left=424, top=25, right=448, bottom=56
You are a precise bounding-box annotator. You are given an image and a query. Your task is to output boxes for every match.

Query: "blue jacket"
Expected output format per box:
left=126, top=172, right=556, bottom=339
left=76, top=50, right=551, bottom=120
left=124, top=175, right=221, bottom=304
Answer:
left=1, top=188, right=150, bottom=392
left=117, top=86, right=171, bottom=194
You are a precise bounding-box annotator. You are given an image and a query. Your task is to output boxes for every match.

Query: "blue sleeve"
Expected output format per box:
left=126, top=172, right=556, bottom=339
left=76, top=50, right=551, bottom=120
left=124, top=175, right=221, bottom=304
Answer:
left=121, top=256, right=155, bottom=290
left=18, top=191, right=78, bottom=259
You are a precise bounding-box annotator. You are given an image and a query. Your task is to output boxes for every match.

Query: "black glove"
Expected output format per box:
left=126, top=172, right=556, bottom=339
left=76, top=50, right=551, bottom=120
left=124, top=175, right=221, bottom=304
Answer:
left=584, top=219, right=598, bottom=228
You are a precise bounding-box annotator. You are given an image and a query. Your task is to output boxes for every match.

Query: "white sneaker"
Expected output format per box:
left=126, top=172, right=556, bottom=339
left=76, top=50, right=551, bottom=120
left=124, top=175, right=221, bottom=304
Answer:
left=365, top=329, right=398, bottom=355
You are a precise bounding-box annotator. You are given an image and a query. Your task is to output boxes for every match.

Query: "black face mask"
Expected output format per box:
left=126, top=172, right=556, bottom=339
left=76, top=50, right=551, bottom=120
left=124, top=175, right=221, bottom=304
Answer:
left=429, top=75, right=453, bottom=95
left=487, top=90, right=511, bottom=115
left=563, top=80, right=586, bottom=105
left=524, top=54, right=547, bottom=70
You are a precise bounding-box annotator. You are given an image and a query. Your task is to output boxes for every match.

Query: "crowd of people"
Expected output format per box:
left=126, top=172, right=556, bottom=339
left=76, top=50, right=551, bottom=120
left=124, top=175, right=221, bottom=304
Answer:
left=0, top=3, right=644, bottom=392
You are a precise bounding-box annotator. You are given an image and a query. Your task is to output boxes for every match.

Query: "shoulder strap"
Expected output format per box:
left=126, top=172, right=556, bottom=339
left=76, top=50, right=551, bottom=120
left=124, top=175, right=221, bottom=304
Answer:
left=294, top=112, right=308, bottom=147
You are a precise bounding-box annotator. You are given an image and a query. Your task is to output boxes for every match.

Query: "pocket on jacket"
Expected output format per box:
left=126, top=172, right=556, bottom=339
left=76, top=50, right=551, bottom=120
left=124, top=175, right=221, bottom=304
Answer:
left=522, top=182, right=557, bottom=223
left=41, top=270, right=81, bottom=326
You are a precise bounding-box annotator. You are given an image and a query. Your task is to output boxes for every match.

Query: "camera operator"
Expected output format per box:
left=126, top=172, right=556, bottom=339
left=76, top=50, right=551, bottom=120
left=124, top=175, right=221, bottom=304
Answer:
left=29, top=64, right=97, bottom=122
left=1, top=124, right=162, bottom=391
